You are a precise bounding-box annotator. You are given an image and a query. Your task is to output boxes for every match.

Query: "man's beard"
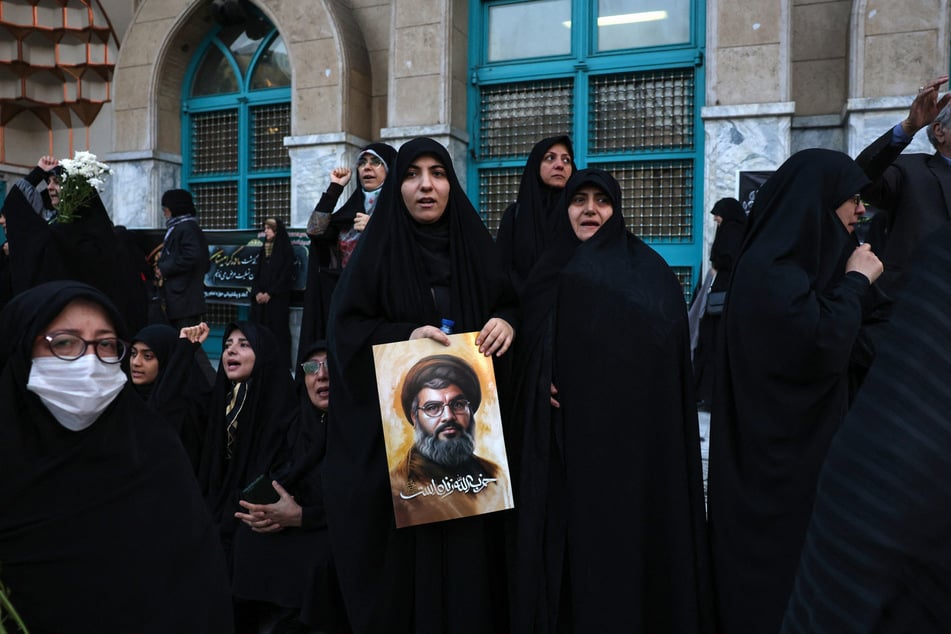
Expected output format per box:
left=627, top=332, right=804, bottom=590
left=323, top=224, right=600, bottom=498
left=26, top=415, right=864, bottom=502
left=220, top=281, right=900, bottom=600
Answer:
left=415, top=421, right=476, bottom=467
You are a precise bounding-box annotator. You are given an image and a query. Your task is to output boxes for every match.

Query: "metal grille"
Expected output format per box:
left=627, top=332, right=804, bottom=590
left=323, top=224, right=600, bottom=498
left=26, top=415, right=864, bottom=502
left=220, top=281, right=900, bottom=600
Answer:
left=193, top=182, right=239, bottom=229
left=589, top=69, right=695, bottom=153
left=205, top=304, right=239, bottom=332
left=251, top=103, right=291, bottom=169
left=600, top=160, right=693, bottom=241
left=478, top=167, right=523, bottom=236
left=251, top=178, right=291, bottom=227
left=191, top=109, right=239, bottom=174
left=479, top=79, right=573, bottom=159
left=671, top=266, right=694, bottom=303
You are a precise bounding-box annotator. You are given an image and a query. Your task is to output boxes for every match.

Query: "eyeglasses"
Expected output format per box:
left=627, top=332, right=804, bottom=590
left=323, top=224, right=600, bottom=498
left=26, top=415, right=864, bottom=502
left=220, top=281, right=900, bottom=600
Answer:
left=848, top=194, right=865, bottom=207
left=416, top=398, right=470, bottom=418
left=301, top=360, right=329, bottom=375
left=357, top=156, right=383, bottom=168
left=43, top=332, right=128, bottom=363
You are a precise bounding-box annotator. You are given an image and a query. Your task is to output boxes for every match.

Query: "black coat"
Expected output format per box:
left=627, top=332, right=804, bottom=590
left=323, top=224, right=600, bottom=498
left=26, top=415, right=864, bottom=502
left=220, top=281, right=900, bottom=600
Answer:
left=0, top=281, right=233, bottom=633
left=708, top=149, right=872, bottom=633
left=157, top=217, right=209, bottom=320
left=250, top=219, right=295, bottom=369
left=855, top=127, right=951, bottom=296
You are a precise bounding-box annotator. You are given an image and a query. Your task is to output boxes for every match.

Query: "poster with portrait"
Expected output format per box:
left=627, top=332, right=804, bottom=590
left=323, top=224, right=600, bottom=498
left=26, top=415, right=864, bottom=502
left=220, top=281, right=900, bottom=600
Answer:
left=372, top=332, right=515, bottom=528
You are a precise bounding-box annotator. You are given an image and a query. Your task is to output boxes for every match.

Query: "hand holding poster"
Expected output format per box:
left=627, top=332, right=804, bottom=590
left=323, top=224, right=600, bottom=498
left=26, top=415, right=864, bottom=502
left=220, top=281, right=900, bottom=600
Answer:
left=373, top=332, right=514, bottom=528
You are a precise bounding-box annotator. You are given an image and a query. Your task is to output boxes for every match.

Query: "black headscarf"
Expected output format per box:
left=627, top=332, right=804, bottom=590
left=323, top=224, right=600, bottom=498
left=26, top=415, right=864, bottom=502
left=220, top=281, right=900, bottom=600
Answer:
left=708, top=149, right=874, bottom=633
left=130, top=323, right=212, bottom=470
left=197, top=320, right=299, bottom=562
left=782, top=222, right=951, bottom=632
left=508, top=169, right=713, bottom=632
left=708, top=196, right=747, bottom=276
left=323, top=137, right=515, bottom=633
left=298, top=142, right=398, bottom=359
left=496, top=134, right=576, bottom=293
left=0, top=281, right=233, bottom=633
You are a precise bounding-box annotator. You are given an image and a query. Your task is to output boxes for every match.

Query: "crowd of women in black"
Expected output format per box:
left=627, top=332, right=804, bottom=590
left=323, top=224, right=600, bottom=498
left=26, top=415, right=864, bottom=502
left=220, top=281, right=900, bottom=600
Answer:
left=1, top=122, right=950, bottom=634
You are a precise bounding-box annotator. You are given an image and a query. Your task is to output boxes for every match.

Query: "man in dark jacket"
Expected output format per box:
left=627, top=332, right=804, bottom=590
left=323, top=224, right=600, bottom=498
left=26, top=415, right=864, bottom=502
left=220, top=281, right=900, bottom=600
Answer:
left=155, top=189, right=210, bottom=329
left=855, top=74, right=951, bottom=297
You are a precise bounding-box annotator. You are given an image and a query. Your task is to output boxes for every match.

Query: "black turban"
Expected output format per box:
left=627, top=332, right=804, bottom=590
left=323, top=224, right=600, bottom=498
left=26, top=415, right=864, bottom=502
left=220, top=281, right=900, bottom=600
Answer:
left=399, top=354, right=481, bottom=424
left=161, top=189, right=197, bottom=217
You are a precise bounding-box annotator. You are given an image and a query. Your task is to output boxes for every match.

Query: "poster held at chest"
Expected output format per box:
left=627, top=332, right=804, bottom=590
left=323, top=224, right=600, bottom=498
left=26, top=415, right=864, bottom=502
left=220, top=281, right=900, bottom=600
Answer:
left=373, top=332, right=514, bottom=528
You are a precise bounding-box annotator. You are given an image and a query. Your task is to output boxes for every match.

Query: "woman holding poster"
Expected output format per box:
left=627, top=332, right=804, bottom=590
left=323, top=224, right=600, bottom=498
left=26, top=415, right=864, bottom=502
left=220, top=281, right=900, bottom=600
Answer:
left=324, top=137, right=517, bottom=634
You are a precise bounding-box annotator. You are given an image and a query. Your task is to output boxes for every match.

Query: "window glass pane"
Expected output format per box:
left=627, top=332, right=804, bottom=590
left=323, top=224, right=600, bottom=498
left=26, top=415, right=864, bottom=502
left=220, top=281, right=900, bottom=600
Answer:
left=479, top=78, right=573, bottom=159
left=191, top=109, right=239, bottom=175
left=597, top=159, right=693, bottom=241
left=250, top=36, right=291, bottom=89
left=192, top=44, right=239, bottom=96
left=251, top=104, right=291, bottom=170
left=588, top=69, right=694, bottom=152
left=478, top=167, right=523, bottom=234
left=597, top=0, right=691, bottom=51
left=193, top=182, right=240, bottom=230
left=228, top=30, right=266, bottom=79
left=488, top=0, right=571, bottom=61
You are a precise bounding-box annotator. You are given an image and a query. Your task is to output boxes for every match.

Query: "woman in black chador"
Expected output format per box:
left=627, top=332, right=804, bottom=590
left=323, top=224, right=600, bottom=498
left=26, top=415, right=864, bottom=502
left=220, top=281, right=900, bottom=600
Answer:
left=128, top=322, right=213, bottom=471
left=0, top=281, right=233, bottom=633
left=495, top=134, right=575, bottom=294
left=708, top=149, right=884, bottom=634
left=197, top=320, right=299, bottom=576
left=298, top=142, right=397, bottom=359
left=324, top=137, right=517, bottom=634
left=692, top=197, right=747, bottom=409
left=250, top=217, right=295, bottom=369
left=508, top=168, right=713, bottom=633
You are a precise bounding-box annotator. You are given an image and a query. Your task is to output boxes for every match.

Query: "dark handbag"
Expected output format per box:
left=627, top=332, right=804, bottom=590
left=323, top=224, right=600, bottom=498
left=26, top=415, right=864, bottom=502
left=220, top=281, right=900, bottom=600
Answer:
left=705, top=291, right=726, bottom=316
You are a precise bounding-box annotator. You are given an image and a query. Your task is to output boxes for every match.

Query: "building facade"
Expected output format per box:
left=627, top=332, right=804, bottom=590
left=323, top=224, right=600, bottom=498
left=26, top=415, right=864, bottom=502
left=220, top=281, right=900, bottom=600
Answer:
left=0, top=0, right=946, bottom=335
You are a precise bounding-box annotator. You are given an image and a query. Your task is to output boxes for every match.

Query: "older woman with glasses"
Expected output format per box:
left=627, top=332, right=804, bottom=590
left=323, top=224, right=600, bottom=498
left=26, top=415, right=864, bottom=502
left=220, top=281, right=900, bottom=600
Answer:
left=0, top=280, right=233, bottom=632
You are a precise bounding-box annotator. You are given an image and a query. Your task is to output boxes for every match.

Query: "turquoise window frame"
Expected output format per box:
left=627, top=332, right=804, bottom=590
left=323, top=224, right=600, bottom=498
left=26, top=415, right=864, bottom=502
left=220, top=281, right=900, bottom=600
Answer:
left=180, top=24, right=292, bottom=354
left=468, top=0, right=706, bottom=298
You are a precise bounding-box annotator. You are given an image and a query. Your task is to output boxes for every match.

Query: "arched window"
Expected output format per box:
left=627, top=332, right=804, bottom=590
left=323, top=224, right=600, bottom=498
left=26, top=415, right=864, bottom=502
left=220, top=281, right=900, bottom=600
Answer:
left=468, top=0, right=705, bottom=299
left=182, top=17, right=291, bottom=230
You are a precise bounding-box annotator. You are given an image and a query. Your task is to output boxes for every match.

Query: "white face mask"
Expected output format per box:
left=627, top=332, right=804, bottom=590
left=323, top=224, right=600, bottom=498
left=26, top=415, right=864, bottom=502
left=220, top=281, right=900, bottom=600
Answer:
left=27, top=354, right=127, bottom=431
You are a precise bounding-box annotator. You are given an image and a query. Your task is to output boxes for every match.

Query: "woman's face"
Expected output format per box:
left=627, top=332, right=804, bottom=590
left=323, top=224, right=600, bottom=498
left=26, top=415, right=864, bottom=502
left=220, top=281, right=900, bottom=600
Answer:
left=263, top=224, right=275, bottom=241
left=539, top=142, right=573, bottom=189
left=401, top=153, right=451, bottom=224
left=129, top=342, right=160, bottom=385
left=357, top=152, right=387, bottom=191
left=32, top=298, right=117, bottom=359
left=303, top=350, right=330, bottom=411
left=568, top=185, right=614, bottom=242
left=835, top=194, right=866, bottom=234
left=222, top=328, right=256, bottom=382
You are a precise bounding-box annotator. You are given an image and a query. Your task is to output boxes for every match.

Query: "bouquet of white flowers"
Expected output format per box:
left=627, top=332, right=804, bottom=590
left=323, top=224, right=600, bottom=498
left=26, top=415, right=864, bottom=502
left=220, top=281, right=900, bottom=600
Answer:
left=55, top=151, right=112, bottom=223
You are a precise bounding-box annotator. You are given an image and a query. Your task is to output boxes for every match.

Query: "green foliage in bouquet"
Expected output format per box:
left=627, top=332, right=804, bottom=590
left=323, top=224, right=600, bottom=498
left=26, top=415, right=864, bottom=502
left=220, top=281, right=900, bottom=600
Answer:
left=0, top=572, right=29, bottom=634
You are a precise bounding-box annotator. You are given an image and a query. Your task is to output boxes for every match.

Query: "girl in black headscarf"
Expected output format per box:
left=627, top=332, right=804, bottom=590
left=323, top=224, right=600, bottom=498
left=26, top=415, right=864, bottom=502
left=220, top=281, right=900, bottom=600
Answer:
left=197, top=320, right=299, bottom=576
left=708, top=149, right=884, bottom=634
left=495, top=135, right=575, bottom=294
left=324, top=137, right=517, bottom=634
left=692, top=197, right=747, bottom=409
left=250, top=217, right=295, bottom=369
left=128, top=322, right=213, bottom=471
left=508, top=168, right=713, bottom=633
left=0, top=281, right=233, bottom=633
left=299, top=142, right=397, bottom=357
